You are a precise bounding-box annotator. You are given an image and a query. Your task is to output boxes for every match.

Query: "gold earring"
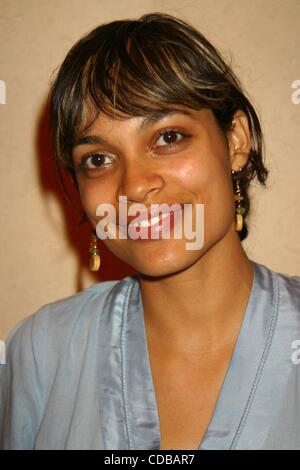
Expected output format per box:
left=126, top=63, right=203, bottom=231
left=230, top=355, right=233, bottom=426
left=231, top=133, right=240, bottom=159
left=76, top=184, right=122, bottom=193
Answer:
left=89, top=230, right=101, bottom=272
left=231, top=167, right=245, bottom=232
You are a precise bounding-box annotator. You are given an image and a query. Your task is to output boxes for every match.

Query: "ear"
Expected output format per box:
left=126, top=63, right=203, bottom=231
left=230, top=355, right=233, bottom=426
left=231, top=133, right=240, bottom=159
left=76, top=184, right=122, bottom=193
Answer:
left=226, top=110, right=251, bottom=171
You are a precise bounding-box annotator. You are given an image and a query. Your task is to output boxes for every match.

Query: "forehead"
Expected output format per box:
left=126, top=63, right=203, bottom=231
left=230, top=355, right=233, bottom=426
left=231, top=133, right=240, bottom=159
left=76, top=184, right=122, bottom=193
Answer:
left=80, top=103, right=212, bottom=136
left=72, top=106, right=218, bottom=152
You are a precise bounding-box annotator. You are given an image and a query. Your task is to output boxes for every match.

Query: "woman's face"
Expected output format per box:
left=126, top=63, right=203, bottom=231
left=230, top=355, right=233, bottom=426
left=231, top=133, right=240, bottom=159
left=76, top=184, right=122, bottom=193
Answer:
left=72, top=105, right=247, bottom=276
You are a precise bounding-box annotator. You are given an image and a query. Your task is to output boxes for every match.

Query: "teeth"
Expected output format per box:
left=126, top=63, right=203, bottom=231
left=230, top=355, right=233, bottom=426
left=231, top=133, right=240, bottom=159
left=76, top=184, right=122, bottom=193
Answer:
left=139, top=217, right=158, bottom=228
left=131, top=213, right=170, bottom=228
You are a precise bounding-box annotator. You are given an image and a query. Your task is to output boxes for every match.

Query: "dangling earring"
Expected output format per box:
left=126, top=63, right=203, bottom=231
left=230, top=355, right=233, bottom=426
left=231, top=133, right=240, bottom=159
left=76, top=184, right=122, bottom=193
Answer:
left=231, top=167, right=245, bottom=232
left=89, top=230, right=101, bottom=272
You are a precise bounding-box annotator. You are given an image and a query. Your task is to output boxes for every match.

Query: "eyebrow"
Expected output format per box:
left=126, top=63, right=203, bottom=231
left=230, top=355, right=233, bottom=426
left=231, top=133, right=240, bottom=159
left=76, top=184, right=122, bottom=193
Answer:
left=138, top=108, right=193, bottom=131
left=73, top=108, right=193, bottom=148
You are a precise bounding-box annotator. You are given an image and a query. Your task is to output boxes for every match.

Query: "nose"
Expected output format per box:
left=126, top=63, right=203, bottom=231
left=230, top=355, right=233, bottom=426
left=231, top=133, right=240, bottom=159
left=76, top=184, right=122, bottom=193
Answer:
left=117, top=158, right=164, bottom=204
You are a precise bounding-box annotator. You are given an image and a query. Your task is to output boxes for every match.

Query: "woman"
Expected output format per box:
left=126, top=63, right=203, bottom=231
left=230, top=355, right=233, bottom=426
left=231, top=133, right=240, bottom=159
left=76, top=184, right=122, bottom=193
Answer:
left=1, top=12, right=300, bottom=450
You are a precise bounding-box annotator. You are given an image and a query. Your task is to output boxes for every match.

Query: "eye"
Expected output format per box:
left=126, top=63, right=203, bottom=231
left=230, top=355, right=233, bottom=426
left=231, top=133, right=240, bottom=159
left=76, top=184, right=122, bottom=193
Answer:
left=154, top=129, right=188, bottom=148
left=77, top=153, right=113, bottom=172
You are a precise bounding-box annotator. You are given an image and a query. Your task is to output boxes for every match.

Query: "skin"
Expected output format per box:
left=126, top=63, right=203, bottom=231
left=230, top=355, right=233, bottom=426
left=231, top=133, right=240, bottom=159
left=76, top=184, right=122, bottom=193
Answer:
left=72, top=105, right=254, bottom=353
left=72, top=104, right=255, bottom=449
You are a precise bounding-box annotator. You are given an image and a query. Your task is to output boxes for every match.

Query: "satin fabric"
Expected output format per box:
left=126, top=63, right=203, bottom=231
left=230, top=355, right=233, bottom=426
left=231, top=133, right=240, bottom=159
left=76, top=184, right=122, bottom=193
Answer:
left=0, top=260, right=300, bottom=449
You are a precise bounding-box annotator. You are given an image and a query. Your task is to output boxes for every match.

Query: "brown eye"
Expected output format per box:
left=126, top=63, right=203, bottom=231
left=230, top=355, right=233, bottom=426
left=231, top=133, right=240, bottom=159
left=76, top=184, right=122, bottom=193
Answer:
left=78, top=153, right=113, bottom=171
left=85, top=154, right=111, bottom=168
left=155, top=130, right=187, bottom=148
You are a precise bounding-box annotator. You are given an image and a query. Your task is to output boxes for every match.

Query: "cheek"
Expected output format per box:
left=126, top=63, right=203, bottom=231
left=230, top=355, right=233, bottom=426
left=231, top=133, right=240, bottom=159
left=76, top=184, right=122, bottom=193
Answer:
left=169, top=152, right=213, bottom=196
left=78, top=180, right=111, bottom=222
left=171, top=150, right=234, bottom=221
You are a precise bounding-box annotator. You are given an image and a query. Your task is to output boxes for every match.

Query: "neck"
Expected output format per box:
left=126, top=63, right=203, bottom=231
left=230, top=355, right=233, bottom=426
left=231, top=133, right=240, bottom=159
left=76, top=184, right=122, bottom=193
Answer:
left=138, top=228, right=254, bottom=354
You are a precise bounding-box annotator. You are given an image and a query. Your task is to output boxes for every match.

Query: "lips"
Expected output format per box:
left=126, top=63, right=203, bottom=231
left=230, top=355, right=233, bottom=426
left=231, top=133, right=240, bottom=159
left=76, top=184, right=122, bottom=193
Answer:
left=130, top=211, right=171, bottom=229
left=123, top=204, right=184, bottom=241
left=121, top=204, right=184, bottom=228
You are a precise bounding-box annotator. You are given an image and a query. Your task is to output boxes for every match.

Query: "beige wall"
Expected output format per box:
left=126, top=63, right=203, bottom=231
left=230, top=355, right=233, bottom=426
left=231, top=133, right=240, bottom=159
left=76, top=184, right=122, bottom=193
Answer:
left=0, top=0, right=299, bottom=340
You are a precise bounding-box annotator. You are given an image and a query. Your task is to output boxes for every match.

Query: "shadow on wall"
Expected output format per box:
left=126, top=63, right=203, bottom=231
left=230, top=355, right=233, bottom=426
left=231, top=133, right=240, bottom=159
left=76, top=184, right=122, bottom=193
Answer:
left=35, top=99, right=137, bottom=292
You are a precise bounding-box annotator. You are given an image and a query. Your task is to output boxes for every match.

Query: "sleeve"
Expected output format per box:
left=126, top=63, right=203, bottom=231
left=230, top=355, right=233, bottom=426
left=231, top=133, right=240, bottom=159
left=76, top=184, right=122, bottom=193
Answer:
left=0, top=309, right=47, bottom=450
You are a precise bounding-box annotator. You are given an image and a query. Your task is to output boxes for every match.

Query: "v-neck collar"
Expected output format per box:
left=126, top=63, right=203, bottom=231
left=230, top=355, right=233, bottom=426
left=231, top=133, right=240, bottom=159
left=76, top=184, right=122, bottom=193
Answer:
left=120, top=260, right=278, bottom=450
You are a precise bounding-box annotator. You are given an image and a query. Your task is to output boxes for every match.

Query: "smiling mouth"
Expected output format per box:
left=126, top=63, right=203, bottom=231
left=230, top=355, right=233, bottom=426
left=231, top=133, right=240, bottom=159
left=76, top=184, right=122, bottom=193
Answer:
left=128, top=211, right=173, bottom=229
left=117, top=205, right=184, bottom=242
left=118, top=204, right=185, bottom=228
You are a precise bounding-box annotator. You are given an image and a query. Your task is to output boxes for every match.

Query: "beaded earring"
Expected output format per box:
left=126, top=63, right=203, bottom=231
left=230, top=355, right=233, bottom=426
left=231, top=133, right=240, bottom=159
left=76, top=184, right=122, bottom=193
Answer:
left=231, top=167, right=245, bottom=232
left=89, top=231, right=101, bottom=272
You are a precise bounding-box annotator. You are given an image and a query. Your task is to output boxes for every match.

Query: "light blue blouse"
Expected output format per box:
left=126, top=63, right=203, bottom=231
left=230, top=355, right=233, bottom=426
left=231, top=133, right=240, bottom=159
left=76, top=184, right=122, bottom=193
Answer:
left=1, top=259, right=300, bottom=450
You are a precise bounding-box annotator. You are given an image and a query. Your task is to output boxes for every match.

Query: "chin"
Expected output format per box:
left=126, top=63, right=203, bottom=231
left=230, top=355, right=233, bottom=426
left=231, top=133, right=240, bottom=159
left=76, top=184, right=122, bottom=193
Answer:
left=105, top=237, right=204, bottom=277
left=130, top=251, right=201, bottom=278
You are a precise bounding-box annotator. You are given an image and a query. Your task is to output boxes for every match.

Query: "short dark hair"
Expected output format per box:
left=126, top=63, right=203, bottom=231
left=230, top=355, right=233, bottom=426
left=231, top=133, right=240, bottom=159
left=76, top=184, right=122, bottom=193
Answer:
left=49, top=11, right=269, bottom=241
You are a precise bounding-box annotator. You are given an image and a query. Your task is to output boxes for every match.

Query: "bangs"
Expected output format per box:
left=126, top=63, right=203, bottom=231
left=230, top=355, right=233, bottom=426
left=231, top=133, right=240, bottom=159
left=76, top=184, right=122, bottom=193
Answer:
left=80, top=22, right=228, bottom=121
left=50, top=14, right=234, bottom=169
